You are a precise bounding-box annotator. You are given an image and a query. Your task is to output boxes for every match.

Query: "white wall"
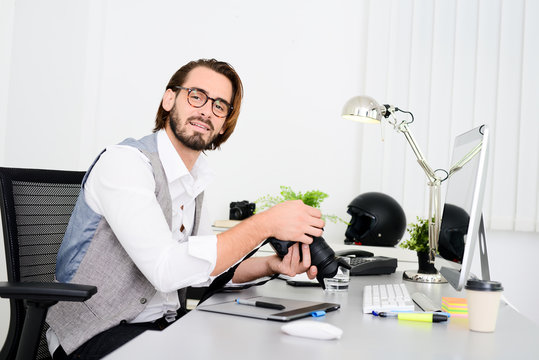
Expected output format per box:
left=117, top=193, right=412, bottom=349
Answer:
left=1, top=0, right=538, bottom=344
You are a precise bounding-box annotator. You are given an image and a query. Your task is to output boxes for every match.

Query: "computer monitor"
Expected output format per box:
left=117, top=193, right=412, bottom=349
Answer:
left=437, top=125, right=491, bottom=291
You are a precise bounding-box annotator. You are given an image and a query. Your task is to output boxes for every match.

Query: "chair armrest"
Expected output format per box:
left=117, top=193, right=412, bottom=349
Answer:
left=0, top=282, right=97, bottom=302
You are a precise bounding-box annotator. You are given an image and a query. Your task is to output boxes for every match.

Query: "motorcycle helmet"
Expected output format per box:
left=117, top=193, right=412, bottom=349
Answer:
left=438, top=203, right=470, bottom=264
left=345, top=192, right=406, bottom=247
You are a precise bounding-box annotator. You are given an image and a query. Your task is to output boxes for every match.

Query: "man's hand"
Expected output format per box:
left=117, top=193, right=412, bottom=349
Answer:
left=214, top=200, right=323, bottom=277
left=268, top=243, right=318, bottom=279
left=231, top=243, right=318, bottom=283
left=261, top=200, right=325, bottom=244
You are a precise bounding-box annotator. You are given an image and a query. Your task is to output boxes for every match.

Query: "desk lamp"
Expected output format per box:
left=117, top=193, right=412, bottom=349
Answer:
left=342, top=95, right=445, bottom=283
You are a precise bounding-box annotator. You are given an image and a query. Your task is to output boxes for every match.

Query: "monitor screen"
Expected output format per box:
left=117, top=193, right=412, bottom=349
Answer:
left=437, top=125, right=490, bottom=291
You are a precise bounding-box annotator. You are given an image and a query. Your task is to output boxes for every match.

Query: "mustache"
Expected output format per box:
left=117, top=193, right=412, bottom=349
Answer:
left=187, top=116, right=214, bottom=131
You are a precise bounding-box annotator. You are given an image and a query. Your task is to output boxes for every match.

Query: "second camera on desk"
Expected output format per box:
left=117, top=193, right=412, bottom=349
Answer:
left=229, top=200, right=256, bottom=220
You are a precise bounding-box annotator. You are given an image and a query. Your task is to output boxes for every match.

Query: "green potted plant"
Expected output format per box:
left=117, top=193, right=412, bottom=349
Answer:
left=255, top=186, right=347, bottom=225
left=399, top=217, right=437, bottom=274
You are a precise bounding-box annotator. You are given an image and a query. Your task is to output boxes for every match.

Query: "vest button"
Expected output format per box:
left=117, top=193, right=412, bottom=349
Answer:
left=120, top=320, right=127, bottom=324
left=140, top=298, right=147, bottom=304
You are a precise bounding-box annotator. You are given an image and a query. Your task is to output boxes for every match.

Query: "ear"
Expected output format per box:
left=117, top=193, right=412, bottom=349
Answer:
left=218, top=121, right=227, bottom=135
left=162, top=89, right=177, bottom=112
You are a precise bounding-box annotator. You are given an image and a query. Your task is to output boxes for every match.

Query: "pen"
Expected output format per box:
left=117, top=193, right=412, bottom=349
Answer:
left=235, top=298, right=285, bottom=310
left=376, top=311, right=449, bottom=323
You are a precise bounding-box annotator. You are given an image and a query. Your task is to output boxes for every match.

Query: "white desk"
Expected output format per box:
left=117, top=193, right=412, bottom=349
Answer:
left=105, top=268, right=539, bottom=359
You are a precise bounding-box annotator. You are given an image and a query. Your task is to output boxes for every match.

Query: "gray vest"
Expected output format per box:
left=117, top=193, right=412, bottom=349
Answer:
left=47, top=133, right=203, bottom=355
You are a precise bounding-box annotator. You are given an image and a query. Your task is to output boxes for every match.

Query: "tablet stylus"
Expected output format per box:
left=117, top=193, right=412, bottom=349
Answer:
left=235, top=298, right=285, bottom=310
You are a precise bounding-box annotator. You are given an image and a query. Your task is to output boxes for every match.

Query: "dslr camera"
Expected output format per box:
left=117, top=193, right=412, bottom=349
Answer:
left=229, top=200, right=256, bottom=220
left=267, top=236, right=351, bottom=289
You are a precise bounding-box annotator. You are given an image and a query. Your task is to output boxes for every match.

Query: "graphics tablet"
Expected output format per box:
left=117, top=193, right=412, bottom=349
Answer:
left=197, top=296, right=340, bottom=322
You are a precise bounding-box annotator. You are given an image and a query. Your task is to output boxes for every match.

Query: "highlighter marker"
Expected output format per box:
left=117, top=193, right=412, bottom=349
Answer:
left=378, top=312, right=448, bottom=323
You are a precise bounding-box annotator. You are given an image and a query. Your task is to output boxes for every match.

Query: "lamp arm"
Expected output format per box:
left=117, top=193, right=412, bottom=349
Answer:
left=397, top=122, right=439, bottom=183
left=448, top=141, right=482, bottom=177
left=395, top=121, right=441, bottom=263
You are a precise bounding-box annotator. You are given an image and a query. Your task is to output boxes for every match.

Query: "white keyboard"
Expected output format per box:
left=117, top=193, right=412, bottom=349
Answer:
left=362, top=283, right=415, bottom=314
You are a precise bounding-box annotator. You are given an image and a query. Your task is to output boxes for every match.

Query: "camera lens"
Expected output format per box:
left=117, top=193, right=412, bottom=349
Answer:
left=267, top=236, right=351, bottom=288
left=229, top=207, right=242, bottom=220
left=309, top=236, right=341, bottom=286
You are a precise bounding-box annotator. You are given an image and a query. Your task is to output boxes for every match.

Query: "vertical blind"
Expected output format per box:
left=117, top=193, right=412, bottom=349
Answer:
left=355, top=0, right=539, bottom=232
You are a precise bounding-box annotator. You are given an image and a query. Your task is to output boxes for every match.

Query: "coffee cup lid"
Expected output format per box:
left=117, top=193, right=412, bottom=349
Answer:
left=465, top=279, right=503, bottom=291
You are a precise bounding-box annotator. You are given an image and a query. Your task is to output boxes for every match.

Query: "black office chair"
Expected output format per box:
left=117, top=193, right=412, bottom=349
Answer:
left=0, top=167, right=97, bottom=360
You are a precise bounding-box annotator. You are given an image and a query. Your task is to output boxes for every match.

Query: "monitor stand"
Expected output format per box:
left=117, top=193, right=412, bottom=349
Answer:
left=403, top=269, right=447, bottom=283
left=478, top=215, right=491, bottom=281
left=440, top=215, right=490, bottom=289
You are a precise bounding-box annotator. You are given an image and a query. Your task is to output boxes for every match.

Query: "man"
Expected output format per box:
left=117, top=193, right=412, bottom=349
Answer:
left=46, top=59, right=324, bottom=359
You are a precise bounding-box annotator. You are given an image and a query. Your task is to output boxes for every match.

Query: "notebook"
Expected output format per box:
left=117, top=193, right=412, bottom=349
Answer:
left=197, top=296, right=340, bottom=321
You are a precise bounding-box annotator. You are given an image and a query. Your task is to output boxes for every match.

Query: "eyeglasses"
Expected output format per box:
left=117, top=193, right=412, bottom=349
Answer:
left=174, top=86, right=233, bottom=118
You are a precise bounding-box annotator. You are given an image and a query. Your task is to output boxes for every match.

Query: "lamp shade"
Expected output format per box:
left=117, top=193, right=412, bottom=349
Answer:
left=341, top=95, right=384, bottom=124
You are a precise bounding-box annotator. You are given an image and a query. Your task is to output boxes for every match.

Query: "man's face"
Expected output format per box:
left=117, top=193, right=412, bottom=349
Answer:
left=166, top=66, right=233, bottom=151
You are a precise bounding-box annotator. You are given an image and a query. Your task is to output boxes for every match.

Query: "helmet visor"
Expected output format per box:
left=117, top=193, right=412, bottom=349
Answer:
left=345, top=212, right=376, bottom=244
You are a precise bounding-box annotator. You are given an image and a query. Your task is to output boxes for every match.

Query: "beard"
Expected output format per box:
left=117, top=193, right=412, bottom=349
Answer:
left=168, top=107, right=219, bottom=151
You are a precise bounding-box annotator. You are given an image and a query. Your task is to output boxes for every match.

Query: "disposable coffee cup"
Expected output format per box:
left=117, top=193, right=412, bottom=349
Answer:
left=465, top=279, right=503, bottom=332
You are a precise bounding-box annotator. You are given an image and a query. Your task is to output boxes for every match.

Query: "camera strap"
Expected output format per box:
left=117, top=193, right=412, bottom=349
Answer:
left=197, top=245, right=279, bottom=304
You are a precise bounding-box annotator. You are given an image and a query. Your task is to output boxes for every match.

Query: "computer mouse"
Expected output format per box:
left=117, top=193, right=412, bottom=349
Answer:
left=281, top=320, right=343, bottom=340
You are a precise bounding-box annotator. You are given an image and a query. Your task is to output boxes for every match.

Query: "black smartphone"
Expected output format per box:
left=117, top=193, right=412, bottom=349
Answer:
left=285, top=279, right=321, bottom=287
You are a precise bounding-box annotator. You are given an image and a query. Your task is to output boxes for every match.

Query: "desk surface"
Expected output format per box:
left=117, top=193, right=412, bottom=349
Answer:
left=105, top=270, right=539, bottom=360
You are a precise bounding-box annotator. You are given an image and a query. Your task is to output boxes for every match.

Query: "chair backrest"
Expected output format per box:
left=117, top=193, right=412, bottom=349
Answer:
left=0, top=167, right=85, bottom=360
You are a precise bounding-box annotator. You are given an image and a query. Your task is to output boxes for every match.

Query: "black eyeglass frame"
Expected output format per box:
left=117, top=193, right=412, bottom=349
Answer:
left=173, top=86, right=233, bottom=118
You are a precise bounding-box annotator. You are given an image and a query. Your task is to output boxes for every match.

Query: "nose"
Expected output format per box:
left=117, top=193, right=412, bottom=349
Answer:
left=198, top=100, right=214, bottom=119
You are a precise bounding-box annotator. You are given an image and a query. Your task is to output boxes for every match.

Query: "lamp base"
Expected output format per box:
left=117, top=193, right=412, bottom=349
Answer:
left=402, top=270, right=447, bottom=283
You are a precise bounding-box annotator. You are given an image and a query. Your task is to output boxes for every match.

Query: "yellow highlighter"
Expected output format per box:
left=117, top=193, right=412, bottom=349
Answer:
left=378, top=311, right=449, bottom=323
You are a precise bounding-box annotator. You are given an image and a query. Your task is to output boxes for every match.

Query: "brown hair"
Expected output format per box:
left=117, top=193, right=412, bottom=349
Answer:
left=154, top=59, right=244, bottom=150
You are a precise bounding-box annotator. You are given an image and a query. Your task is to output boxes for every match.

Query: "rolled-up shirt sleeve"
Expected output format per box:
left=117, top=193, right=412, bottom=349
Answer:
left=85, top=145, right=218, bottom=293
